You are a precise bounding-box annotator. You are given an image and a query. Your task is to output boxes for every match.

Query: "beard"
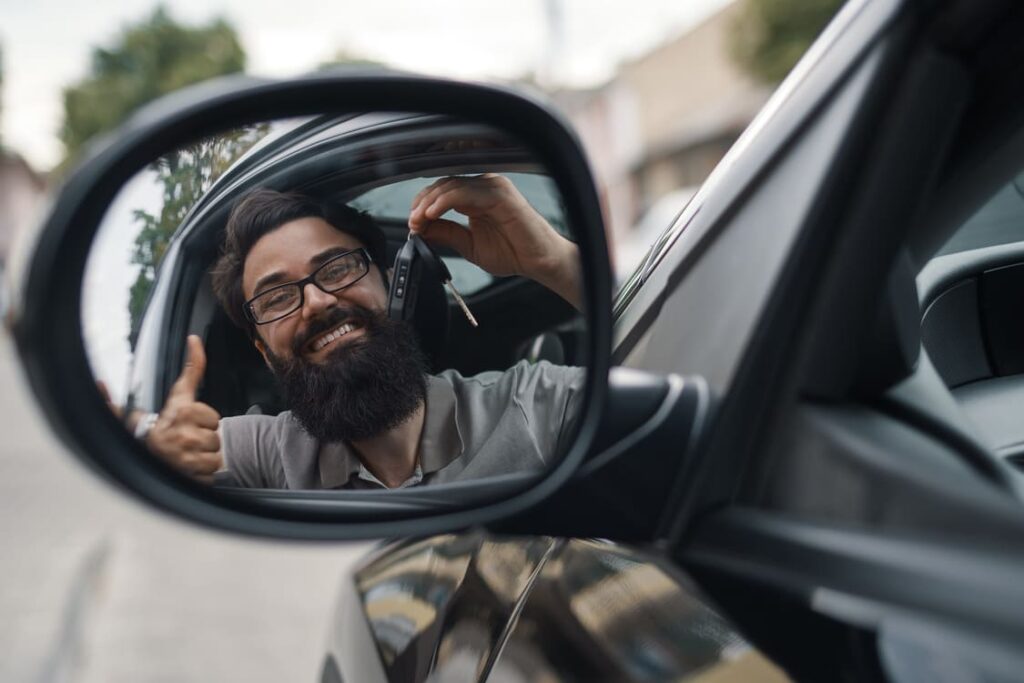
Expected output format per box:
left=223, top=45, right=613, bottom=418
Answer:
left=264, top=305, right=428, bottom=442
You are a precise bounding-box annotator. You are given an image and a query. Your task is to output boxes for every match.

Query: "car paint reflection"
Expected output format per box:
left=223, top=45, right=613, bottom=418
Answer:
left=351, top=532, right=789, bottom=682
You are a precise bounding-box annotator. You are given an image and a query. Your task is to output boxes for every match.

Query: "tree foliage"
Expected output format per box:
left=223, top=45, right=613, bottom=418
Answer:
left=127, top=125, right=269, bottom=343
left=728, top=0, right=845, bottom=84
left=60, top=6, right=245, bottom=166
left=317, top=48, right=386, bottom=71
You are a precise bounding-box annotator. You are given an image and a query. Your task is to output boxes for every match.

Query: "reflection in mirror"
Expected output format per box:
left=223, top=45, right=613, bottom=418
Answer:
left=83, top=112, right=587, bottom=492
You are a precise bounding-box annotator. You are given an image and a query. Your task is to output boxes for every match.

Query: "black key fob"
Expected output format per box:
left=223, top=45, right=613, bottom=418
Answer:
left=387, top=235, right=451, bottom=367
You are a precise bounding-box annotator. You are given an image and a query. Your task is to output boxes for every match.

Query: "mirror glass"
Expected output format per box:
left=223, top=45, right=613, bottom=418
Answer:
left=82, top=112, right=587, bottom=492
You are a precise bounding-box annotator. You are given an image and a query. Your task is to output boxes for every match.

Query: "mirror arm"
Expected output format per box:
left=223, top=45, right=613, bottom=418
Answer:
left=489, top=368, right=711, bottom=542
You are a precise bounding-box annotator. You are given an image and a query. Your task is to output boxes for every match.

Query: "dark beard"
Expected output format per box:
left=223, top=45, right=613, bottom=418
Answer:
left=265, top=305, right=428, bottom=442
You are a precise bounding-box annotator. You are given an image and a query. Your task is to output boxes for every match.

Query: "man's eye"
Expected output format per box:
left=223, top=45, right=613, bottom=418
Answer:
left=263, top=290, right=296, bottom=310
left=321, top=262, right=353, bottom=282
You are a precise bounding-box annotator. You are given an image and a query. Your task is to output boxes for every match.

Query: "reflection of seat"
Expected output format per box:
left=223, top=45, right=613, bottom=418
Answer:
left=517, top=332, right=565, bottom=365
left=201, top=308, right=284, bottom=417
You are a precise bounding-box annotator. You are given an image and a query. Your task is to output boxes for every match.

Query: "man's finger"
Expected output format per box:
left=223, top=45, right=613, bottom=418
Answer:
left=180, top=428, right=221, bottom=454
left=179, top=450, right=223, bottom=476
left=411, top=177, right=455, bottom=212
left=409, top=177, right=462, bottom=229
left=416, top=218, right=474, bottom=258
left=170, top=335, right=206, bottom=400
left=422, top=185, right=497, bottom=222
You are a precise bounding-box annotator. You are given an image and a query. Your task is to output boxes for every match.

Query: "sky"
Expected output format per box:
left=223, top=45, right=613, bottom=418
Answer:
left=1, top=0, right=732, bottom=172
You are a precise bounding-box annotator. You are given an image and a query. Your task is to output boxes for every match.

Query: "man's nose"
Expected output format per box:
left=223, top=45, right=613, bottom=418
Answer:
left=300, top=282, right=337, bottom=318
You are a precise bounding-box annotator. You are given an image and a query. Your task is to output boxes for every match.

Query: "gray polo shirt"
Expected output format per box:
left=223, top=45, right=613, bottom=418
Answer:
left=219, top=360, right=584, bottom=490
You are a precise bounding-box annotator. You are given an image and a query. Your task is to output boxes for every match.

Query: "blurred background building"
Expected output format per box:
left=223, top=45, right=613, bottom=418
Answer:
left=0, top=44, right=47, bottom=266
left=0, top=150, right=45, bottom=265
left=553, top=3, right=773, bottom=276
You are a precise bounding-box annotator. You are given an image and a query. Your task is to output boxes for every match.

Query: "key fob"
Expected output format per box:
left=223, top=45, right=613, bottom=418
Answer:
left=387, top=236, right=451, bottom=367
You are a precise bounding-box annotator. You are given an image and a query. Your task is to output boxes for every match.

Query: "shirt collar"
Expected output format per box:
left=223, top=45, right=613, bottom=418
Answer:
left=318, top=374, right=465, bottom=489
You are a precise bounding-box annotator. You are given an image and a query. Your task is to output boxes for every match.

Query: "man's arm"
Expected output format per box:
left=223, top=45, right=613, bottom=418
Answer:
left=407, top=174, right=583, bottom=310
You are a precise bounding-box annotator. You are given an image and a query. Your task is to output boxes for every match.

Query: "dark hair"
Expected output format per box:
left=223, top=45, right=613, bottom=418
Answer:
left=210, top=188, right=388, bottom=333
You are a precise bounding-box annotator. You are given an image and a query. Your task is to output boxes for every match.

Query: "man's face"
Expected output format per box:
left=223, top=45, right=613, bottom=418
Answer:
left=241, top=216, right=427, bottom=443
left=242, top=217, right=388, bottom=365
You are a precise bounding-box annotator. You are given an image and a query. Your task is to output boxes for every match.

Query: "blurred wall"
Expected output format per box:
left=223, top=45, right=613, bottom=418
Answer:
left=0, top=152, right=46, bottom=264
left=556, top=3, right=772, bottom=247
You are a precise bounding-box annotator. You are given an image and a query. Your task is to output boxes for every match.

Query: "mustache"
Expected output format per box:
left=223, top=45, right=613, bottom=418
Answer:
left=290, top=305, right=379, bottom=356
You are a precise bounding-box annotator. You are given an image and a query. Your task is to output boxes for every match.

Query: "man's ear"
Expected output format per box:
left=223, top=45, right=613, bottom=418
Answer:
left=253, top=337, right=272, bottom=369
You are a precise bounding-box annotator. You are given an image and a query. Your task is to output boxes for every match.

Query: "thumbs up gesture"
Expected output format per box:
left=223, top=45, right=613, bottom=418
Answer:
left=145, top=335, right=223, bottom=478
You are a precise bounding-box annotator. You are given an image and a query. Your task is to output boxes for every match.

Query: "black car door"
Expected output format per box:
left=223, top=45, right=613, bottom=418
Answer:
left=613, top=0, right=1024, bottom=680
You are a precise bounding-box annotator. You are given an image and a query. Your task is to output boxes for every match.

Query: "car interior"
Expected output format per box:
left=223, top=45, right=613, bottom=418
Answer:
left=918, top=172, right=1024, bottom=472
left=743, top=11, right=1024, bottom=523
left=133, top=114, right=585, bottom=436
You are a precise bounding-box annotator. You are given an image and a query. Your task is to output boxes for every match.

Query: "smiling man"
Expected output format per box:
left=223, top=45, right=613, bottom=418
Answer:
left=141, top=175, right=585, bottom=490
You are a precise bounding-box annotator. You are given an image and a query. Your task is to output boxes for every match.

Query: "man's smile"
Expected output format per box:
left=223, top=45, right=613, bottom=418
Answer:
left=307, top=321, right=363, bottom=355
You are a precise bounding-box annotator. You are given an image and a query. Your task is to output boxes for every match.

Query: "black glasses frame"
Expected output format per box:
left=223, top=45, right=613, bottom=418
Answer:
left=243, top=247, right=372, bottom=325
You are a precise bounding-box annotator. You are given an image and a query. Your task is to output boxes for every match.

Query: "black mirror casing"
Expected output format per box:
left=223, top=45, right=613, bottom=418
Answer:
left=7, top=73, right=613, bottom=540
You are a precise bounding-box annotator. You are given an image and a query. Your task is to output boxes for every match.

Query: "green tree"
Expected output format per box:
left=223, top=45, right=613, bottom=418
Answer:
left=60, top=6, right=245, bottom=167
left=728, top=0, right=845, bottom=84
left=317, top=48, right=386, bottom=71
left=127, top=124, right=269, bottom=343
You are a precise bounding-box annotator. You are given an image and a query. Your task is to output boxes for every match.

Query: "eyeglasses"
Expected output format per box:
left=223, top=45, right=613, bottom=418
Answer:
left=244, top=248, right=372, bottom=325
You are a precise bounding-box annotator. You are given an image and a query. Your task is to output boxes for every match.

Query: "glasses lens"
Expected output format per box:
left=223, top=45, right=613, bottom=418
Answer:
left=252, top=285, right=301, bottom=323
left=317, top=251, right=368, bottom=291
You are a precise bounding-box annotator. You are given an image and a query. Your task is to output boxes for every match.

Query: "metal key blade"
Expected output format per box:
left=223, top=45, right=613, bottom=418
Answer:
left=444, top=279, right=478, bottom=327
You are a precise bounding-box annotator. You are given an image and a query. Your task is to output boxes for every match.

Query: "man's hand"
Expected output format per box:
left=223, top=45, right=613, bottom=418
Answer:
left=408, top=174, right=582, bottom=310
left=145, top=335, right=223, bottom=479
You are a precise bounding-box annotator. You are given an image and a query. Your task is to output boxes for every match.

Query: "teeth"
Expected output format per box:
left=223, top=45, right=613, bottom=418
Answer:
left=313, top=323, right=357, bottom=351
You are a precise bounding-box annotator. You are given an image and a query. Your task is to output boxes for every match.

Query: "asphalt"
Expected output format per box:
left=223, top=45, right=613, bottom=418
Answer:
left=0, top=332, right=373, bottom=683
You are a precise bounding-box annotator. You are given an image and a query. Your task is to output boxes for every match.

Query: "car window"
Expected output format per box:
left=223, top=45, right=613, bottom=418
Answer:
left=937, top=172, right=1024, bottom=256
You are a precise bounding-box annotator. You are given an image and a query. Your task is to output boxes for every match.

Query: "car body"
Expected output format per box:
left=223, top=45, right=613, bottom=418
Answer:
left=317, top=1, right=1024, bottom=680
left=10, top=0, right=1024, bottom=681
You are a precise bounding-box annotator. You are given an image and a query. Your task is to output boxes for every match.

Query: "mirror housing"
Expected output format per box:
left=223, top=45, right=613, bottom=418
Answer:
left=7, top=73, right=614, bottom=540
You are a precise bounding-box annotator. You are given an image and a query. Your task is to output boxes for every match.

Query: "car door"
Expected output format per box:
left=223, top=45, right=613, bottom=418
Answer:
left=602, top=0, right=1024, bottom=680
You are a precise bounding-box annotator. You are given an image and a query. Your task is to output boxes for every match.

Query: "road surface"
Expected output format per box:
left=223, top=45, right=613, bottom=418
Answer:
left=0, top=332, right=373, bottom=682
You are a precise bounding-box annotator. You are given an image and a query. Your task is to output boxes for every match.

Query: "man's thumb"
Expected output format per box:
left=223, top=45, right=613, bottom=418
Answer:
left=173, top=334, right=207, bottom=399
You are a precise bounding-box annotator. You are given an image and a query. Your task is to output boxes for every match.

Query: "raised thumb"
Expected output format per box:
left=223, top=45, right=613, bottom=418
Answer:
left=171, top=334, right=207, bottom=400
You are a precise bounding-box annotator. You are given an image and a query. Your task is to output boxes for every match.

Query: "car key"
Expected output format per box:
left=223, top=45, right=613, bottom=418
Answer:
left=444, top=279, right=478, bottom=328
left=389, top=234, right=479, bottom=328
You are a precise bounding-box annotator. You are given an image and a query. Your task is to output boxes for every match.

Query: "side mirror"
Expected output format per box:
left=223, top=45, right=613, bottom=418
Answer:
left=9, top=73, right=712, bottom=543
left=7, top=73, right=619, bottom=539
